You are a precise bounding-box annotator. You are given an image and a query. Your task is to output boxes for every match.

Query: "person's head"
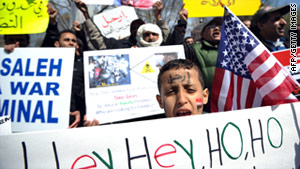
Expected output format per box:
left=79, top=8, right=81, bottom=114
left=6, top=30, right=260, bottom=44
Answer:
left=199, top=17, right=222, bottom=44
left=156, top=59, right=209, bottom=117
left=136, top=23, right=163, bottom=47
left=185, top=37, right=194, bottom=45
left=130, top=19, right=145, bottom=35
left=239, top=16, right=252, bottom=28
left=54, top=29, right=78, bottom=48
left=251, top=5, right=289, bottom=41
left=4, top=34, right=30, bottom=47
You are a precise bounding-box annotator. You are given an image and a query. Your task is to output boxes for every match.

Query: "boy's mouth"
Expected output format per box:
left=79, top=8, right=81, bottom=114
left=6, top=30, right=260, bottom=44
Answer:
left=176, top=110, right=192, bottom=117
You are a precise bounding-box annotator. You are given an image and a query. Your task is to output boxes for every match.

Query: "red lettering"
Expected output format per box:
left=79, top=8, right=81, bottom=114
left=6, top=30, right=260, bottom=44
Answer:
left=154, top=144, right=177, bottom=168
left=71, top=155, right=97, bottom=169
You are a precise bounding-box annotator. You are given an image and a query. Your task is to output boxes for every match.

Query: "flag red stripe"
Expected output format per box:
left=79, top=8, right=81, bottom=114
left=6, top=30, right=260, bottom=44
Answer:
left=254, top=63, right=282, bottom=89
left=224, top=72, right=234, bottom=111
left=245, top=80, right=257, bottom=108
left=248, top=50, right=270, bottom=74
left=263, top=75, right=299, bottom=105
left=236, top=76, right=243, bottom=109
left=211, top=68, right=225, bottom=112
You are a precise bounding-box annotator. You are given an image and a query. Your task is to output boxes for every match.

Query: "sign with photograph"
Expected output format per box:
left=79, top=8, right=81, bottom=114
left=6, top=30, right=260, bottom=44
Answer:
left=84, top=45, right=185, bottom=123
left=0, top=48, right=75, bottom=132
left=93, top=6, right=138, bottom=39
left=0, top=102, right=299, bottom=168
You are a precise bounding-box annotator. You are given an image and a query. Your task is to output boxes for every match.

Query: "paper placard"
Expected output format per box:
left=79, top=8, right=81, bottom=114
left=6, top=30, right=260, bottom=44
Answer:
left=0, top=116, right=12, bottom=135
left=183, top=0, right=261, bottom=17
left=93, top=6, right=138, bottom=39
left=0, top=102, right=299, bottom=168
left=0, top=47, right=75, bottom=132
left=0, top=0, right=49, bottom=34
left=84, top=45, right=185, bottom=123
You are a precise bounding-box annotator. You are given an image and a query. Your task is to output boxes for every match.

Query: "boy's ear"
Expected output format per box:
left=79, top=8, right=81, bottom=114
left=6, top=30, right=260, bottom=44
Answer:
left=54, top=41, right=59, bottom=47
left=202, top=88, right=209, bottom=105
left=156, top=95, right=163, bottom=108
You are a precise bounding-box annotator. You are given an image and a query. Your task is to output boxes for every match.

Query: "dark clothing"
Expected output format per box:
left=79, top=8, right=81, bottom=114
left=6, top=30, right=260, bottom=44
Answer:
left=259, top=37, right=290, bottom=52
left=41, top=23, right=59, bottom=47
left=165, top=19, right=187, bottom=45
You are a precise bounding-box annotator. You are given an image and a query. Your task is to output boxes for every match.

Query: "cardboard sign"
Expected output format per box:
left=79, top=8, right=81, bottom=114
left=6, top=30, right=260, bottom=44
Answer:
left=0, top=0, right=49, bottom=34
left=0, top=116, right=12, bottom=135
left=0, top=102, right=299, bottom=168
left=82, top=0, right=158, bottom=9
left=84, top=45, right=185, bottom=123
left=0, top=48, right=75, bottom=132
left=93, top=6, right=138, bottom=39
left=183, top=0, right=261, bottom=17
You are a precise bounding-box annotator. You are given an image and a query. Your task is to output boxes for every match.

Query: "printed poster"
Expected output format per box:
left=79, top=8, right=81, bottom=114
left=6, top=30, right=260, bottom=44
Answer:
left=84, top=45, right=185, bottom=123
left=0, top=48, right=75, bottom=132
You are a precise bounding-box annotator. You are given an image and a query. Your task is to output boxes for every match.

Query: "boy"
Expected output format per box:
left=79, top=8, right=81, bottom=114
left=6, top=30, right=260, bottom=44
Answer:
left=156, top=59, right=209, bottom=117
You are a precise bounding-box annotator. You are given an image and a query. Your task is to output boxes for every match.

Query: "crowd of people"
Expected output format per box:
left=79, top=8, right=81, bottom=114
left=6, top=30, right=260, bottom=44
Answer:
left=2, top=0, right=300, bottom=128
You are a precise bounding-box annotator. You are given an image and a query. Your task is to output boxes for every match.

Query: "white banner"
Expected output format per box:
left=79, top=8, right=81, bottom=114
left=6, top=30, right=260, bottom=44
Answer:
left=84, top=45, right=185, bottom=123
left=0, top=48, right=75, bottom=132
left=93, top=6, right=138, bottom=39
left=82, top=0, right=115, bottom=5
left=0, top=116, right=11, bottom=135
left=0, top=102, right=299, bottom=168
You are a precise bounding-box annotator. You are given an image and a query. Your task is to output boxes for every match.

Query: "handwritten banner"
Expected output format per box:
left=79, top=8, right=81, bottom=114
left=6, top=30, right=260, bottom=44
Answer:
left=84, top=45, right=185, bottom=123
left=0, top=116, right=11, bottom=135
left=183, top=0, right=261, bottom=17
left=82, top=0, right=158, bottom=9
left=0, top=48, right=75, bottom=132
left=93, top=6, right=138, bottom=39
left=0, top=0, right=49, bottom=34
left=0, top=102, right=299, bottom=168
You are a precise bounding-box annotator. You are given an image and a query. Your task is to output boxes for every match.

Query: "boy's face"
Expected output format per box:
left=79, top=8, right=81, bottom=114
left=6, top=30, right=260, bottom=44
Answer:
left=156, top=68, right=209, bottom=117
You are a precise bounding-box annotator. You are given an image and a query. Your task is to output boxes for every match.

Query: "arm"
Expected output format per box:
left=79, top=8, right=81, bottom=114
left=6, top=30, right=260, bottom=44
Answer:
left=41, top=3, right=59, bottom=47
left=153, top=1, right=170, bottom=44
left=165, top=4, right=188, bottom=45
left=75, top=0, right=118, bottom=50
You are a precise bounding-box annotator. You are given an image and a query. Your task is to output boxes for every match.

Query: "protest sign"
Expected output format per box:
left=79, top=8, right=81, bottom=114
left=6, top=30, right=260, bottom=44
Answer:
left=0, top=116, right=11, bottom=135
left=84, top=45, right=185, bottom=123
left=0, top=0, right=49, bottom=34
left=82, top=0, right=158, bottom=9
left=0, top=48, right=75, bottom=132
left=93, top=6, right=138, bottom=39
left=183, top=0, right=261, bottom=17
left=0, top=102, right=299, bottom=168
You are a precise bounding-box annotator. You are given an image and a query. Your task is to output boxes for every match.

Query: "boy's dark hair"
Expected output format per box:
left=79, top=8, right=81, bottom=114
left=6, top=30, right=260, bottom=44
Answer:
left=4, top=34, right=30, bottom=47
left=157, top=59, right=205, bottom=93
left=57, top=29, right=77, bottom=41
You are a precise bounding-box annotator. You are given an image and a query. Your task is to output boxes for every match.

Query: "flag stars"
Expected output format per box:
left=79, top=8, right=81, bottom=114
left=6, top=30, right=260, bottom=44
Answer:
left=249, top=39, right=256, bottom=46
left=237, top=24, right=243, bottom=30
left=223, top=50, right=228, bottom=56
left=242, top=32, right=249, bottom=39
left=221, top=60, right=228, bottom=67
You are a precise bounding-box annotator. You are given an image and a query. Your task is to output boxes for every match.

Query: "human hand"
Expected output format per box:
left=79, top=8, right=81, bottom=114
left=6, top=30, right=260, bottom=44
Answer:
left=74, top=0, right=90, bottom=19
left=69, top=111, right=81, bottom=128
left=83, top=115, right=100, bottom=127
left=153, top=1, right=163, bottom=21
left=47, top=3, right=58, bottom=25
left=4, top=42, right=19, bottom=54
left=179, top=3, right=188, bottom=21
left=73, top=21, right=81, bottom=32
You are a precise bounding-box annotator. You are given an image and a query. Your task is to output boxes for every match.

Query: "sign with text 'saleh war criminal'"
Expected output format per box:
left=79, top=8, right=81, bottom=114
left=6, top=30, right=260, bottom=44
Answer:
left=0, top=102, right=299, bottom=168
left=0, top=48, right=75, bottom=132
left=93, top=6, right=138, bottom=39
left=183, top=0, right=261, bottom=17
left=84, top=45, right=185, bottom=123
left=0, top=0, right=49, bottom=34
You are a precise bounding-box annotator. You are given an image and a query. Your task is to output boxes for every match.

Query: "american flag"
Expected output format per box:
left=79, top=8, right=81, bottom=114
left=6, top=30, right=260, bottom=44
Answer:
left=211, top=6, right=299, bottom=112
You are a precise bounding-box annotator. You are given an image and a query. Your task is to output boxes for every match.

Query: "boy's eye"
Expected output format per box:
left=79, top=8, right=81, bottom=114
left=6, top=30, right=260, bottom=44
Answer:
left=186, top=88, right=196, bottom=93
left=166, top=89, right=175, bottom=95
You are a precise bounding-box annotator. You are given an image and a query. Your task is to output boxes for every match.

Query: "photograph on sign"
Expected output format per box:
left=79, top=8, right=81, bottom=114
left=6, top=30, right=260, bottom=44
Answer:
left=84, top=45, right=185, bottom=123
left=0, top=48, right=75, bottom=132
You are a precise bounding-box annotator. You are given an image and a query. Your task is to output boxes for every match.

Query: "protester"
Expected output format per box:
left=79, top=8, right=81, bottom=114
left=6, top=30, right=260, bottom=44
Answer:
left=250, top=5, right=290, bottom=51
left=185, top=37, right=194, bottom=45
left=191, top=17, right=222, bottom=113
left=3, top=34, right=30, bottom=53
left=74, top=0, right=170, bottom=49
left=156, top=59, right=209, bottom=117
left=239, top=16, right=252, bottom=28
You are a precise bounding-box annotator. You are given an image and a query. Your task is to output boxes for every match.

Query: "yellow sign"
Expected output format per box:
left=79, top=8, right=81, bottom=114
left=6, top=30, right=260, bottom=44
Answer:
left=141, top=62, right=155, bottom=74
left=0, top=0, right=49, bottom=34
left=183, top=0, right=261, bottom=17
